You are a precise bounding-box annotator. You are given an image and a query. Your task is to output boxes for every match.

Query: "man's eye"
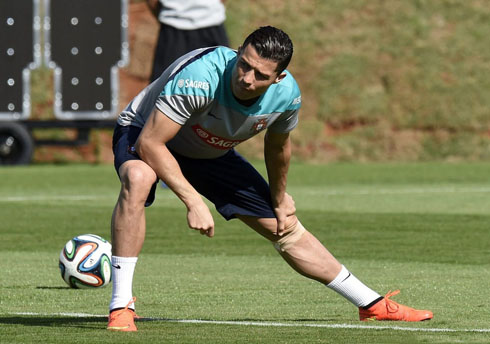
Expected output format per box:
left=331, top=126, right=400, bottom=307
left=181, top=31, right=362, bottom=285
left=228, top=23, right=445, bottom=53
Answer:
left=240, top=61, right=250, bottom=69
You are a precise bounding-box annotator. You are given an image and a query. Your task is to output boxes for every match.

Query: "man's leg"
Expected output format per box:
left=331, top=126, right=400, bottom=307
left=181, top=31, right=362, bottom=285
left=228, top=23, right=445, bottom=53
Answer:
left=237, top=215, right=379, bottom=300
left=111, top=160, right=156, bottom=257
left=237, top=214, right=433, bottom=321
left=170, top=148, right=432, bottom=321
left=108, top=160, right=157, bottom=331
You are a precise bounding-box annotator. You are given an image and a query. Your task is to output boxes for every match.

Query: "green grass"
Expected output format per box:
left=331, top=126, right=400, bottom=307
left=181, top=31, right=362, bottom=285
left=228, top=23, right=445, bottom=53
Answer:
left=1, top=162, right=490, bottom=343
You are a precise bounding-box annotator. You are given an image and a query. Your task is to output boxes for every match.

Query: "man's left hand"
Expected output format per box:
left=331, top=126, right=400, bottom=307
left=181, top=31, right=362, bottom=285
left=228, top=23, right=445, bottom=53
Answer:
left=273, top=192, right=296, bottom=236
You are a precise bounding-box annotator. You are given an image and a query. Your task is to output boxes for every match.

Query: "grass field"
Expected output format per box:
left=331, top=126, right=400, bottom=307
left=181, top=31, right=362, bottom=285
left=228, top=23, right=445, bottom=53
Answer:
left=1, top=162, right=489, bottom=343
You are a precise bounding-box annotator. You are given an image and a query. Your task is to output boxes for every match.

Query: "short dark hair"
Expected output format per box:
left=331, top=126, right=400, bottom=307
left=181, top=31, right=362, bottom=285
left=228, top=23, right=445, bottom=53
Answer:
left=241, top=26, right=293, bottom=74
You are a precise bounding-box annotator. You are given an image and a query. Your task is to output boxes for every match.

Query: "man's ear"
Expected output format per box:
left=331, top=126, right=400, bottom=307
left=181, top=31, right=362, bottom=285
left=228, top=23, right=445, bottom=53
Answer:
left=274, top=72, right=287, bottom=83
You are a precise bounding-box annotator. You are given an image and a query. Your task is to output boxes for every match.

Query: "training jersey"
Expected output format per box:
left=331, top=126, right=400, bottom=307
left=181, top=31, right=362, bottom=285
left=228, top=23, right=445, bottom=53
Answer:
left=117, top=46, right=302, bottom=159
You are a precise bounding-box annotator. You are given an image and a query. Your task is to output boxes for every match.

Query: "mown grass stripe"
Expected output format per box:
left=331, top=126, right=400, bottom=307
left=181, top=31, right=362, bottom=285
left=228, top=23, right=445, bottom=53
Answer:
left=1, top=185, right=490, bottom=203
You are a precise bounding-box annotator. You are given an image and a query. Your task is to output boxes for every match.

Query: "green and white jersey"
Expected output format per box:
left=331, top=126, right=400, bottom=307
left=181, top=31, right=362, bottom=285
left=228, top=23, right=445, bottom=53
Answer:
left=117, top=46, right=301, bottom=159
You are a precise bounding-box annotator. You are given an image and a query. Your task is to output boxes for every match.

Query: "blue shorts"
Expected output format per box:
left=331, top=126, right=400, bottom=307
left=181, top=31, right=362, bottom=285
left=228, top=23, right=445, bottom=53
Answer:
left=112, top=125, right=276, bottom=220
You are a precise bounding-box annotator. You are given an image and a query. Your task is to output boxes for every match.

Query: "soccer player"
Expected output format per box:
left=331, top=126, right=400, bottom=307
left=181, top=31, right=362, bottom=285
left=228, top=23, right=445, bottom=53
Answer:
left=107, top=26, right=433, bottom=331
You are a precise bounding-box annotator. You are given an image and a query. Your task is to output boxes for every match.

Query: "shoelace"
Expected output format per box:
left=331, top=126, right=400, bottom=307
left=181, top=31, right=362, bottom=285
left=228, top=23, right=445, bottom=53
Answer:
left=112, top=297, right=140, bottom=319
left=125, top=296, right=136, bottom=310
left=383, top=290, right=401, bottom=313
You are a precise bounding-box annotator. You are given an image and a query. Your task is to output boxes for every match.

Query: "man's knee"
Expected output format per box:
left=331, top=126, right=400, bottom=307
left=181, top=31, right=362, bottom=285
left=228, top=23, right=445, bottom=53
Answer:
left=273, top=217, right=306, bottom=252
left=119, top=161, right=157, bottom=194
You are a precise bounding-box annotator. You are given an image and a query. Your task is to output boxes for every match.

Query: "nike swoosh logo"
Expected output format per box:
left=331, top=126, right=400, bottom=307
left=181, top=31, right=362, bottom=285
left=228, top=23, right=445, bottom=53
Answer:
left=112, top=264, right=121, bottom=269
left=207, top=113, right=222, bottom=120
left=341, top=272, right=351, bottom=283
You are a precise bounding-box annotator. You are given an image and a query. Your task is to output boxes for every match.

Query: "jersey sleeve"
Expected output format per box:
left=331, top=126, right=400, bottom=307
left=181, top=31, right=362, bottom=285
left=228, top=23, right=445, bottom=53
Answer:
left=268, top=80, right=302, bottom=133
left=155, top=94, right=210, bottom=125
left=155, top=57, right=217, bottom=125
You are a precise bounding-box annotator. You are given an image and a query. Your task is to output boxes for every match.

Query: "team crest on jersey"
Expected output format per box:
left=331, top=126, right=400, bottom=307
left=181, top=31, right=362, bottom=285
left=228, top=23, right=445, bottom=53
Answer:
left=251, top=118, right=268, bottom=134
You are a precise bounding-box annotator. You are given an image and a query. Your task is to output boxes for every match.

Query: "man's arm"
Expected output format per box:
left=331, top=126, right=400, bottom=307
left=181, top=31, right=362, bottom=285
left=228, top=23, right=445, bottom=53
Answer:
left=136, top=108, right=214, bottom=237
left=264, top=130, right=296, bottom=236
left=145, top=0, right=161, bottom=18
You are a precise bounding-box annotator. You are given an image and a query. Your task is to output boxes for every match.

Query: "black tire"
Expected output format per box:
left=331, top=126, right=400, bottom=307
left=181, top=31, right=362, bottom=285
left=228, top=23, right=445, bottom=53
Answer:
left=0, top=122, right=34, bottom=165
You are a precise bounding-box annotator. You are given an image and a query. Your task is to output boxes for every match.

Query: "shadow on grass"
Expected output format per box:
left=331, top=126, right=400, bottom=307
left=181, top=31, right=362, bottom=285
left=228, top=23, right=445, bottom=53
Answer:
left=0, top=316, right=105, bottom=329
left=1, top=315, right=338, bottom=329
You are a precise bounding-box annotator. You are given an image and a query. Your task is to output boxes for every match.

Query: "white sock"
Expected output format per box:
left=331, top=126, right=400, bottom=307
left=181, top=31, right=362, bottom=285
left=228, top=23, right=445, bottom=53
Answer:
left=327, top=265, right=381, bottom=308
left=109, top=256, right=138, bottom=311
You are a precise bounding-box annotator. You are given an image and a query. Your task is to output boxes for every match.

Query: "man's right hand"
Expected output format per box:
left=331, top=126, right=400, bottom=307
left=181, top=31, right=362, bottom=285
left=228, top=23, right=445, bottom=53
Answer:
left=186, top=200, right=215, bottom=238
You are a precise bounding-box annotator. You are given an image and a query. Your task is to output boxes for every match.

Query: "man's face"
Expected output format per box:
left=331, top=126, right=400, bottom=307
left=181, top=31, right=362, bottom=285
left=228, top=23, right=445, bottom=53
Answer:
left=231, top=44, right=286, bottom=101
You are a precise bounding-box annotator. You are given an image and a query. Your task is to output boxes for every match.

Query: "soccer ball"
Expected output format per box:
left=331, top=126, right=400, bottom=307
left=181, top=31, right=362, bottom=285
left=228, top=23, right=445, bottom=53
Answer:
left=59, top=234, right=112, bottom=289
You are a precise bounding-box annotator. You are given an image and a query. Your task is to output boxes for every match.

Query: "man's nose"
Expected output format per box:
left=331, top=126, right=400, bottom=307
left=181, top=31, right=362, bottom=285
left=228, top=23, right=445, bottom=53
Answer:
left=242, top=70, right=254, bottom=85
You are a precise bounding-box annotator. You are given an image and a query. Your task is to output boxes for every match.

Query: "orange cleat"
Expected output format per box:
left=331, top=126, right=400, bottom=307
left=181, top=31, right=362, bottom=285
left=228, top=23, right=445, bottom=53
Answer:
left=107, top=297, right=139, bottom=331
left=359, top=290, right=433, bottom=322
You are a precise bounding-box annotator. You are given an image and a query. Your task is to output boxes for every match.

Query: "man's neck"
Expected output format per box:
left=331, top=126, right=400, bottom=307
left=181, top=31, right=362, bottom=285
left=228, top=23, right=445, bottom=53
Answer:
left=234, top=95, right=259, bottom=107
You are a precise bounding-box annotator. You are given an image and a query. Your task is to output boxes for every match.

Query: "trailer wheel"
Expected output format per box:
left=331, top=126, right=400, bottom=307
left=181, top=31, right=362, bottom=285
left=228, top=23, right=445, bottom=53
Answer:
left=0, top=122, right=34, bottom=165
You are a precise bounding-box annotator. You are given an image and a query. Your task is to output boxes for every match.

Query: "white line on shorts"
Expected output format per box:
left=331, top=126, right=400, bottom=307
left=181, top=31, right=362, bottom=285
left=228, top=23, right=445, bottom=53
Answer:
left=10, top=312, right=490, bottom=333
